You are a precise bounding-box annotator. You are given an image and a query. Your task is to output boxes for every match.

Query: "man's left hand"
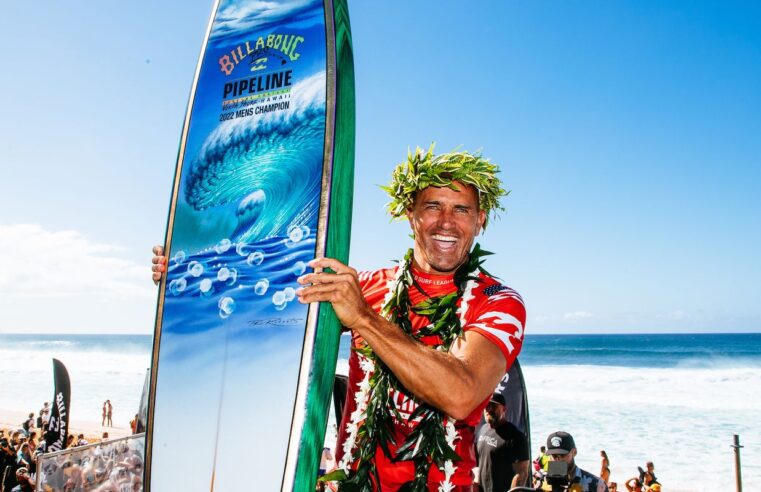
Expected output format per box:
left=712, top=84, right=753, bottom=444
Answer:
left=296, top=257, right=375, bottom=330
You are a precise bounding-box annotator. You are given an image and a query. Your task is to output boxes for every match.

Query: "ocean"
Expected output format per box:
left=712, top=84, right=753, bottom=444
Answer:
left=1, top=332, right=758, bottom=491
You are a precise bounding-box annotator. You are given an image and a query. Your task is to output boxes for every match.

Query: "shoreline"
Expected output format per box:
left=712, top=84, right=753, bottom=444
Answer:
left=0, top=408, right=131, bottom=443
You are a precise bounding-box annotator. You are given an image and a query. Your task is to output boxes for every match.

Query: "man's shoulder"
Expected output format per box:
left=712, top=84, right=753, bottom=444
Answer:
left=575, top=467, right=608, bottom=492
left=497, top=421, right=524, bottom=437
left=464, top=273, right=526, bottom=327
left=474, top=273, right=524, bottom=306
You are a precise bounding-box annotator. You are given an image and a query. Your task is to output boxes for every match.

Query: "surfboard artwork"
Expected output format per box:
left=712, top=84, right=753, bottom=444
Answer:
left=145, top=0, right=354, bottom=490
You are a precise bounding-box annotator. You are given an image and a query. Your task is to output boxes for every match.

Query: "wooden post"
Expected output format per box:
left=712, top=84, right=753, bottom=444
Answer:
left=732, top=434, right=743, bottom=492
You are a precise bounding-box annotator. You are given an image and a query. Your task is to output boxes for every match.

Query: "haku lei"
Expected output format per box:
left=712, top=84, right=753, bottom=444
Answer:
left=322, top=245, right=493, bottom=492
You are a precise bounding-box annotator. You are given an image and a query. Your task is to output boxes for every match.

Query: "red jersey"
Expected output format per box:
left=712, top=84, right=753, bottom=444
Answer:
left=336, top=265, right=526, bottom=490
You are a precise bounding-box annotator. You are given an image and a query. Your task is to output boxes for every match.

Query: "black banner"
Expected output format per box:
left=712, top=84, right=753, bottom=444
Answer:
left=44, top=358, right=71, bottom=452
left=496, top=358, right=530, bottom=436
left=136, top=368, right=150, bottom=433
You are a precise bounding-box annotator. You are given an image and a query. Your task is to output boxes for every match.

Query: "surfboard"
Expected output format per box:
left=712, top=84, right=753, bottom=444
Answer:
left=144, top=0, right=354, bottom=490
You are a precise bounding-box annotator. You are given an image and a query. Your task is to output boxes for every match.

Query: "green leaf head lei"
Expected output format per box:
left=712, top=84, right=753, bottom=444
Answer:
left=381, top=144, right=509, bottom=229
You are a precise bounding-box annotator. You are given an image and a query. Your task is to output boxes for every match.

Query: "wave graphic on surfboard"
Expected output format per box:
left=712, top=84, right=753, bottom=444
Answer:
left=161, top=72, right=325, bottom=345
left=210, top=0, right=324, bottom=44
left=186, top=71, right=325, bottom=243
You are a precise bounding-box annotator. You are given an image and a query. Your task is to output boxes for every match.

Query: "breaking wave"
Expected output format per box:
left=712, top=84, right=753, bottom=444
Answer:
left=184, top=71, right=326, bottom=244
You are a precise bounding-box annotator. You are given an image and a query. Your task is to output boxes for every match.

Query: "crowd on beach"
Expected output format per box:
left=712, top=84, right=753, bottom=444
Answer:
left=1, top=399, right=140, bottom=492
left=531, top=445, right=662, bottom=492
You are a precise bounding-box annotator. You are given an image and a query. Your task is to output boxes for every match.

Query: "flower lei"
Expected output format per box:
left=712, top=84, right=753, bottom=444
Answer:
left=322, top=245, right=492, bottom=492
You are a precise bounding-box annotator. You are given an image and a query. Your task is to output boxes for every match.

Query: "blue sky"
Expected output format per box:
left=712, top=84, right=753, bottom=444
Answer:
left=1, top=1, right=759, bottom=334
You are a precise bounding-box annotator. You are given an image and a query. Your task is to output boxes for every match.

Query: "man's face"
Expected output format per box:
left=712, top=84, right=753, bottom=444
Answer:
left=406, top=181, right=486, bottom=275
left=550, top=448, right=576, bottom=472
left=483, top=401, right=505, bottom=427
left=17, top=469, right=30, bottom=484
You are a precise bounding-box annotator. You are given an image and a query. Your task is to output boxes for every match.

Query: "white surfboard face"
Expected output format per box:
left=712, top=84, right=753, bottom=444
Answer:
left=146, top=1, right=334, bottom=490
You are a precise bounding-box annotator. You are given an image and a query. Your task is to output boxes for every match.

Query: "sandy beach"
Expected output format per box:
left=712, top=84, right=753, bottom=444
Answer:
left=0, top=408, right=132, bottom=443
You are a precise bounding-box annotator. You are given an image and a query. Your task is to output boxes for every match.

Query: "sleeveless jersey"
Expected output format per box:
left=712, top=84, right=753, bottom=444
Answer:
left=336, top=265, right=526, bottom=490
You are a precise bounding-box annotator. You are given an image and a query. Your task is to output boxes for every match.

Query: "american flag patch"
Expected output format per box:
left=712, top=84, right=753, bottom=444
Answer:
left=483, top=284, right=508, bottom=296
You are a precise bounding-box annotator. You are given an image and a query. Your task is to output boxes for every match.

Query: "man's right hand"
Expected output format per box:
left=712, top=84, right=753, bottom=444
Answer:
left=152, top=245, right=167, bottom=285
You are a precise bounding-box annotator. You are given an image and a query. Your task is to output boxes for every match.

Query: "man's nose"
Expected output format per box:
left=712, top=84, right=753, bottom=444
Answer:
left=436, top=208, right=455, bottom=228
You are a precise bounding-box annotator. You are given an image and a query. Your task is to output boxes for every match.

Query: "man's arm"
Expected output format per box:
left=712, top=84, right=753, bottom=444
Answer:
left=511, top=459, right=529, bottom=489
left=296, top=257, right=508, bottom=420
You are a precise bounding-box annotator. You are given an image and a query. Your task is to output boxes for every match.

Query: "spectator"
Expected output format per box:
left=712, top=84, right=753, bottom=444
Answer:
left=11, top=467, right=33, bottom=492
left=15, top=443, right=34, bottom=473
left=20, top=414, right=34, bottom=438
left=76, top=434, right=88, bottom=447
left=318, top=447, right=334, bottom=477
left=25, top=434, right=36, bottom=457
left=600, top=450, right=611, bottom=484
left=106, top=401, right=113, bottom=427
left=539, top=431, right=608, bottom=492
left=1, top=438, right=20, bottom=492
left=39, top=402, right=50, bottom=429
left=638, top=462, right=657, bottom=488
left=533, top=445, right=551, bottom=485
left=475, top=393, right=529, bottom=491
left=624, top=477, right=643, bottom=492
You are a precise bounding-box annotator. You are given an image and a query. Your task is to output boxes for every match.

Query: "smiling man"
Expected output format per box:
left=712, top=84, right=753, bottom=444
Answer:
left=297, top=146, right=526, bottom=491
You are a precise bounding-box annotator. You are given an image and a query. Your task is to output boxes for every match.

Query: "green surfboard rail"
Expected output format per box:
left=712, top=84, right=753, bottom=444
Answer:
left=293, top=0, right=355, bottom=490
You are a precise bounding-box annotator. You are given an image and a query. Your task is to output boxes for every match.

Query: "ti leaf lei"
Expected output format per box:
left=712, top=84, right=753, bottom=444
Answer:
left=322, top=244, right=493, bottom=491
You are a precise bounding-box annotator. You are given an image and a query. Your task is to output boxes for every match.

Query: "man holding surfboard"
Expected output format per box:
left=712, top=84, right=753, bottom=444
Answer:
left=152, top=146, right=525, bottom=491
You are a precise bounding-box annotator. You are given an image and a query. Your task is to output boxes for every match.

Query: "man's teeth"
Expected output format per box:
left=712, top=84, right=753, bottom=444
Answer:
left=432, top=235, right=457, bottom=242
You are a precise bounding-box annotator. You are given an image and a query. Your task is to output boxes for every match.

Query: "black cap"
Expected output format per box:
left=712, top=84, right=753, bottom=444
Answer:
left=489, top=393, right=506, bottom=406
left=546, top=431, right=576, bottom=455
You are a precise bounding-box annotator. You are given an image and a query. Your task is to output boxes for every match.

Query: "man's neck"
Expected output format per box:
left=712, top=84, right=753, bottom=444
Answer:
left=411, top=248, right=469, bottom=276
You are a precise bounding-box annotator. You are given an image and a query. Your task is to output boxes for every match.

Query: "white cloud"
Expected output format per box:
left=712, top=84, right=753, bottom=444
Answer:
left=563, top=310, right=596, bottom=320
left=0, top=224, right=153, bottom=299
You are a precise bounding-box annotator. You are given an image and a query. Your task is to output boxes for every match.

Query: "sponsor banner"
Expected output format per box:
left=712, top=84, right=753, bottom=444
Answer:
left=44, top=358, right=71, bottom=453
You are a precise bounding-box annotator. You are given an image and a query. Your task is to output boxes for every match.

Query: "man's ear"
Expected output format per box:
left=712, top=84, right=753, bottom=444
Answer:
left=477, top=209, right=486, bottom=234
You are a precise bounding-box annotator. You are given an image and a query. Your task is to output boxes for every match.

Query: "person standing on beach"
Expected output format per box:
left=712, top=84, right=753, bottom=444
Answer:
left=106, top=400, right=113, bottom=427
left=474, top=393, right=530, bottom=491
left=539, top=431, right=608, bottom=492
left=533, top=444, right=550, bottom=485
left=600, top=450, right=611, bottom=484
left=152, top=146, right=526, bottom=491
left=39, top=402, right=49, bottom=430
left=20, top=414, right=33, bottom=438
left=638, top=462, right=657, bottom=489
left=102, top=402, right=107, bottom=427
